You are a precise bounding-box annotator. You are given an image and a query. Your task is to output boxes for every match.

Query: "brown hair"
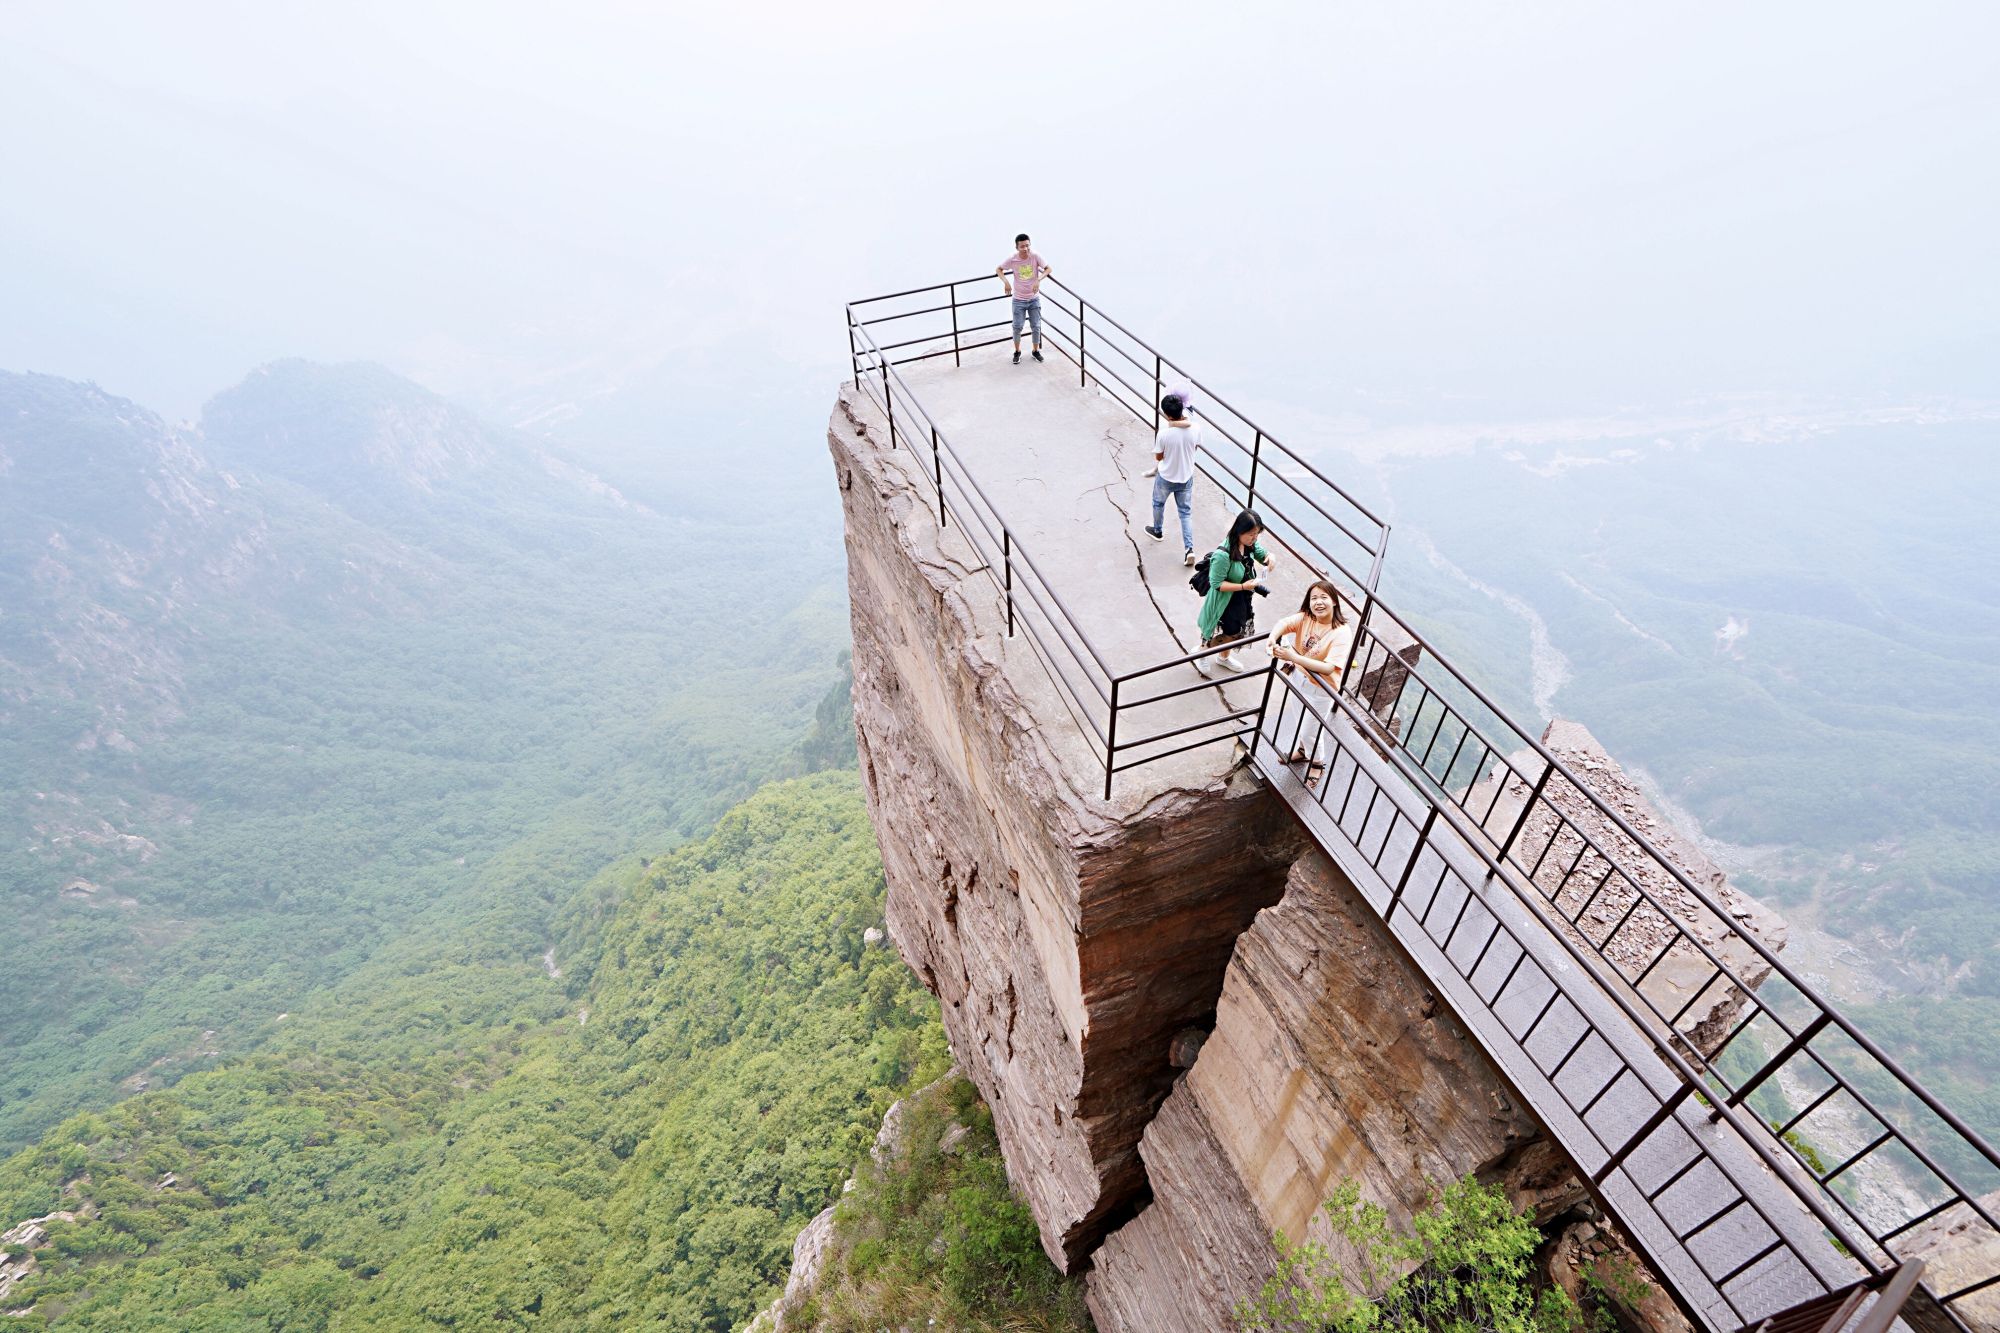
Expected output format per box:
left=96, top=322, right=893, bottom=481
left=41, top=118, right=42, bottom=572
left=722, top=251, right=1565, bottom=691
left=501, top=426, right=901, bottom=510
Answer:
left=1297, top=579, right=1347, bottom=625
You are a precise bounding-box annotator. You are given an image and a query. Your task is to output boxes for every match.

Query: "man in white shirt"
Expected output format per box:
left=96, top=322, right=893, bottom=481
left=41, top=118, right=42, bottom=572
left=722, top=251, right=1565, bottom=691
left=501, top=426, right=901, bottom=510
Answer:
left=1143, top=392, right=1201, bottom=564
left=1143, top=377, right=1196, bottom=478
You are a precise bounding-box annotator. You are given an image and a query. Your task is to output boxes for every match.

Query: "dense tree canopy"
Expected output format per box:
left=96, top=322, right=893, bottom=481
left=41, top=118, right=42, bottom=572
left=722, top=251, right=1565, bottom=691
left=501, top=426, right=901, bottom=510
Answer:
left=1, top=774, right=955, bottom=1330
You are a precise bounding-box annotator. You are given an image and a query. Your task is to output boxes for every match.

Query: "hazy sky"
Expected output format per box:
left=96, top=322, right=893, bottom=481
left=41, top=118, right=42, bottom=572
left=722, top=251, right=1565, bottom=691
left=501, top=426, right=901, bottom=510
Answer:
left=3, top=1, right=1995, bottom=422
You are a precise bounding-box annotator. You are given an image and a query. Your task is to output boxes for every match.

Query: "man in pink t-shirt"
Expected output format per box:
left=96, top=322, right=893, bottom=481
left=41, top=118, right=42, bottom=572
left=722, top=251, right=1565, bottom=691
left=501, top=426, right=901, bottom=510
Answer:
left=996, top=233, right=1050, bottom=365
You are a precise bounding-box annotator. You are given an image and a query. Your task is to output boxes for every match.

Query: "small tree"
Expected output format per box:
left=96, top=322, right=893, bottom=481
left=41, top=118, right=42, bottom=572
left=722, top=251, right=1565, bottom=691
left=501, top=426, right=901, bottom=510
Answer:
left=1235, top=1177, right=1580, bottom=1333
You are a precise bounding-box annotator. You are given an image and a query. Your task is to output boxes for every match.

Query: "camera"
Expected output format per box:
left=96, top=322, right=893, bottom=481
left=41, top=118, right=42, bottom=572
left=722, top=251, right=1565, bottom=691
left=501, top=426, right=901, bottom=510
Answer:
left=1252, top=583, right=1271, bottom=597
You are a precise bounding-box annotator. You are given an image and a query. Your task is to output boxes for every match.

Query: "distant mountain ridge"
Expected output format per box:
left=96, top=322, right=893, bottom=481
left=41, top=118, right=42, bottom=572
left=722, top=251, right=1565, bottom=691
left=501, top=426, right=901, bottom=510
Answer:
left=0, top=357, right=841, bottom=1155
left=204, top=359, right=500, bottom=491
left=1, top=360, right=652, bottom=742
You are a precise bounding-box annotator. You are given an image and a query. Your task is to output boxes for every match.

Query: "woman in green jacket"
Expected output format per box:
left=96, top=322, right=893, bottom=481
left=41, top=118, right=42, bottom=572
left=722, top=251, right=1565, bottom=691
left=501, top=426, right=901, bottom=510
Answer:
left=1197, top=509, right=1273, bottom=673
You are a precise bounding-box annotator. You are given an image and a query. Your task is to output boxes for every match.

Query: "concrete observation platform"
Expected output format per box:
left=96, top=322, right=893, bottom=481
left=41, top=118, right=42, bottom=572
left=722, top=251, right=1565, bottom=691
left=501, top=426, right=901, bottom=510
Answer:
left=839, top=341, right=1291, bottom=811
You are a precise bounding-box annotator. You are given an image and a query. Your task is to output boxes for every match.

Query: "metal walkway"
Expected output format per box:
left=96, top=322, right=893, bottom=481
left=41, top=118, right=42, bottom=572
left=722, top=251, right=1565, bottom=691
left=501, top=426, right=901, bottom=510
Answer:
left=844, top=276, right=2000, bottom=1333
left=1255, top=674, right=1877, bottom=1328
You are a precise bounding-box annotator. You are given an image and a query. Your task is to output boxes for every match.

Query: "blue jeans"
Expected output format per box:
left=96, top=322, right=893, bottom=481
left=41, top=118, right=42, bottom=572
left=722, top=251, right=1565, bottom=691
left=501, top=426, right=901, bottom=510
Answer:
left=1011, top=297, right=1042, bottom=343
left=1152, top=476, right=1194, bottom=549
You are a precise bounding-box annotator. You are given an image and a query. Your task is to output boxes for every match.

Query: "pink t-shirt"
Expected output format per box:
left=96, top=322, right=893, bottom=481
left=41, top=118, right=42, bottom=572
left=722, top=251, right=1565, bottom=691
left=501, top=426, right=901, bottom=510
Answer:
left=1002, top=252, right=1046, bottom=300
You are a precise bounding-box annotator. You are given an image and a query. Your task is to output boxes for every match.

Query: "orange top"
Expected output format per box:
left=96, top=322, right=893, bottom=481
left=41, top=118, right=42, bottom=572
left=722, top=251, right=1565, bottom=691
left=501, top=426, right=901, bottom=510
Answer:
left=1274, top=613, right=1353, bottom=694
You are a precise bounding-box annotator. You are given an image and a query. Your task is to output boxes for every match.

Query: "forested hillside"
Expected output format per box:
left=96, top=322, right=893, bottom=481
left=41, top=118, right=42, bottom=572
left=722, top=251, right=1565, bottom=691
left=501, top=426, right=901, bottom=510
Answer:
left=0, top=364, right=846, bottom=1153
left=1351, top=410, right=2000, bottom=1145
left=0, top=773, right=958, bottom=1329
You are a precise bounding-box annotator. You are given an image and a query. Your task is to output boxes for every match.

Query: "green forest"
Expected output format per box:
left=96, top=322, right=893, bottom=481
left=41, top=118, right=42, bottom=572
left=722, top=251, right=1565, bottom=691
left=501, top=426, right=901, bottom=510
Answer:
left=0, top=361, right=1090, bottom=1330
left=0, top=774, right=980, bottom=1328
left=0, top=363, right=846, bottom=1155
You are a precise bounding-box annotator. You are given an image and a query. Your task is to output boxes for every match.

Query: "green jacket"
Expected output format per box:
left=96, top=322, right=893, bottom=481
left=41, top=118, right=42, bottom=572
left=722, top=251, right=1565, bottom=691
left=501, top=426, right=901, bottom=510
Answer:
left=1197, top=541, right=1268, bottom=640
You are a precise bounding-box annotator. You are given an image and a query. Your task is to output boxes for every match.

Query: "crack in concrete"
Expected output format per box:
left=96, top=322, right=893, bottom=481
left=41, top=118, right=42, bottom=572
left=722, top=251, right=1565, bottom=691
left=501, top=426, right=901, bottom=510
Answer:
left=1089, top=426, right=1248, bottom=726
left=1094, top=427, right=1183, bottom=648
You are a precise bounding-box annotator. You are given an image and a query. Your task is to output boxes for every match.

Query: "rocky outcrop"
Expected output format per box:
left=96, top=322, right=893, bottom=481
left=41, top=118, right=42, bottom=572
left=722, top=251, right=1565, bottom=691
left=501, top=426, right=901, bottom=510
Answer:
left=1085, top=847, right=1549, bottom=1331
left=748, top=1204, right=840, bottom=1333
left=1505, top=720, right=1787, bottom=1059
left=831, top=387, right=1302, bottom=1266
left=0, top=1211, right=81, bottom=1306
left=827, top=375, right=1786, bottom=1330
left=1900, top=1193, right=2000, bottom=1333
left=1545, top=1217, right=1697, bottom=1333
left=751, top=1073, right=959, bottom=1332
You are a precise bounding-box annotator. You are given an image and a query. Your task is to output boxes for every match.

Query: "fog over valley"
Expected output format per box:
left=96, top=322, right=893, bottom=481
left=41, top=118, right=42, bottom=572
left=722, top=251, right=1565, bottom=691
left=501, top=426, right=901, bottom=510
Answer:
left=2, top=3, right=1996, bottom=1327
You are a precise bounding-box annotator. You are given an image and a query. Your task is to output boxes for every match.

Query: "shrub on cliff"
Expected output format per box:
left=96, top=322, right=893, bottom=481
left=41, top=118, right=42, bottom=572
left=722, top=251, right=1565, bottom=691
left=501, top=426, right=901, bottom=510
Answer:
left=800, top=1075, right=1093, bottom=1332
left=1235, top=1176, right=1580, bottom=1333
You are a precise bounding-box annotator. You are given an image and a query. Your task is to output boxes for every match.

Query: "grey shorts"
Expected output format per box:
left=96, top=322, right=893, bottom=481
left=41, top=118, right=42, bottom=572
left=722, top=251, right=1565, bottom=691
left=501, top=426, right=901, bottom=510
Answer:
left=1011, top=296, right=1042, bottom=341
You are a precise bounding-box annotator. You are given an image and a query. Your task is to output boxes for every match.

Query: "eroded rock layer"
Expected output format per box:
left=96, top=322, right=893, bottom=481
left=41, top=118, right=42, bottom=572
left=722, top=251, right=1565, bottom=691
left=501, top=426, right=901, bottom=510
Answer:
left=1085, top=847, right=1547, bottom=1331
left=831, top=393, right=1301, bottom=1267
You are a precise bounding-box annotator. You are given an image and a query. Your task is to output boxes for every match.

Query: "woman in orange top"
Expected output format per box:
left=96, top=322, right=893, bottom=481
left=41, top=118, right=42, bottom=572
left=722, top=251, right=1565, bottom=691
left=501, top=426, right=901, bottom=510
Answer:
left=1268, top=580, right=1353, bottom=786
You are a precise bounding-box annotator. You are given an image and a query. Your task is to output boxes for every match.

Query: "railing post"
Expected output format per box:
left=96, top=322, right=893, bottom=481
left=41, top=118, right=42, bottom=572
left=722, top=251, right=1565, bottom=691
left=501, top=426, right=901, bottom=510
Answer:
left=847, top=312, right=860, bottom=389
left=1388, top=806, right=1441, bottom=914
left=1339, top=594, right=1373, bottom=700
left=1003, top=528, right=1014, bottom=637
left=949, top=281, right=961, bottom=368
left=1078, top=300, right=1088, bottom=388
left=882, top=362, right=894, bottom=448
left=932, top=425, right=946, bottom=527
left=1250, top=656, right=1279, bottom=761
left=1103, top=676, right=1119, bottom=801
left=1247, top=429, right=1263, bottom=513
left=1366, top=526, right=1389, bottom=594
left=1495, top=762, right=1554, bottom=865
left=1153, top=354, right=1162, bottom=430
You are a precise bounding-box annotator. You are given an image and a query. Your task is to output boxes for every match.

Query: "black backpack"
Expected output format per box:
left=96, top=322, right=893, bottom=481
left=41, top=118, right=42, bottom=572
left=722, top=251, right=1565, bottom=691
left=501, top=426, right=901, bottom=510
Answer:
left=1188, top=546, right=1228, bottom=596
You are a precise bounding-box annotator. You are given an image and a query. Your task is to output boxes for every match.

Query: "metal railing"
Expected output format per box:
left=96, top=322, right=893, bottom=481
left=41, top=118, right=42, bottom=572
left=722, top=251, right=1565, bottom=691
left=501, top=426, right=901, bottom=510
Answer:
left=1254, top=667, right=1990, bottom=1331
left=841, top=277, right=2000, bottom=1331
left=845, top=276, right=1392, bottom=798
left=1332, top=599, right=2000, bottom=1330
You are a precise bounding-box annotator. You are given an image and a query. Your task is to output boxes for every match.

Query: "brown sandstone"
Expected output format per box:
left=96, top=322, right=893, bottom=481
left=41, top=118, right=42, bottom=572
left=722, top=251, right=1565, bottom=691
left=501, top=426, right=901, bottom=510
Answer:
left=1085, top=846, right=1548, bottom=1331
left=830, top=387, right=1301, bottom=1266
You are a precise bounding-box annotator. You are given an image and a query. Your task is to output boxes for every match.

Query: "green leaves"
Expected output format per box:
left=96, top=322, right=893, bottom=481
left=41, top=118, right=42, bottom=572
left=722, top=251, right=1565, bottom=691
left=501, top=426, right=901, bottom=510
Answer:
left=803, top=1076, right=1089, bottom=1333
left=1235, top=1177, right=1580, bottom=1333
left=0, top=774, right=944, bottom=1331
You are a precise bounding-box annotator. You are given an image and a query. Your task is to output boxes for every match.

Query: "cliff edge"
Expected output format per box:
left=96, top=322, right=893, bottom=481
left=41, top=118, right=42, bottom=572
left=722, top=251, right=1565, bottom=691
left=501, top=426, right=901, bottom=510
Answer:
left=826, top=366, right=1789, bottom=1329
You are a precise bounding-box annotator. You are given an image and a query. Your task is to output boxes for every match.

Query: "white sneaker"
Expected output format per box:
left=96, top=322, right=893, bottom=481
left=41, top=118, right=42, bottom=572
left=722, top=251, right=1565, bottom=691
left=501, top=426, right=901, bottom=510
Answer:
left=1217, top=654, right=1245, bottom=673
left=1142, top=465, right=1157, bottom=478
left=1182, top=549, right=1197, bottom=567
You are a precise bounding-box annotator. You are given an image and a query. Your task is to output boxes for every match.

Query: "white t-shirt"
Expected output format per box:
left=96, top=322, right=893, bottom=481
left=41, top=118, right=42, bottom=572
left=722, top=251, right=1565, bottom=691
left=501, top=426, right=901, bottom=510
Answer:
left=1154, top=421, right=1200, bottom=485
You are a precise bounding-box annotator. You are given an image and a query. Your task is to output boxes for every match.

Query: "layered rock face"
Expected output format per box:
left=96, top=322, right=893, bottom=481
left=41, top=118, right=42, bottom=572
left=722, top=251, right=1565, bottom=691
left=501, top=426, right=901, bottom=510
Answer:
left=1085, top=847, right=1548, bottom=1330
left=831, top=391, right=1301, bottom=1266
